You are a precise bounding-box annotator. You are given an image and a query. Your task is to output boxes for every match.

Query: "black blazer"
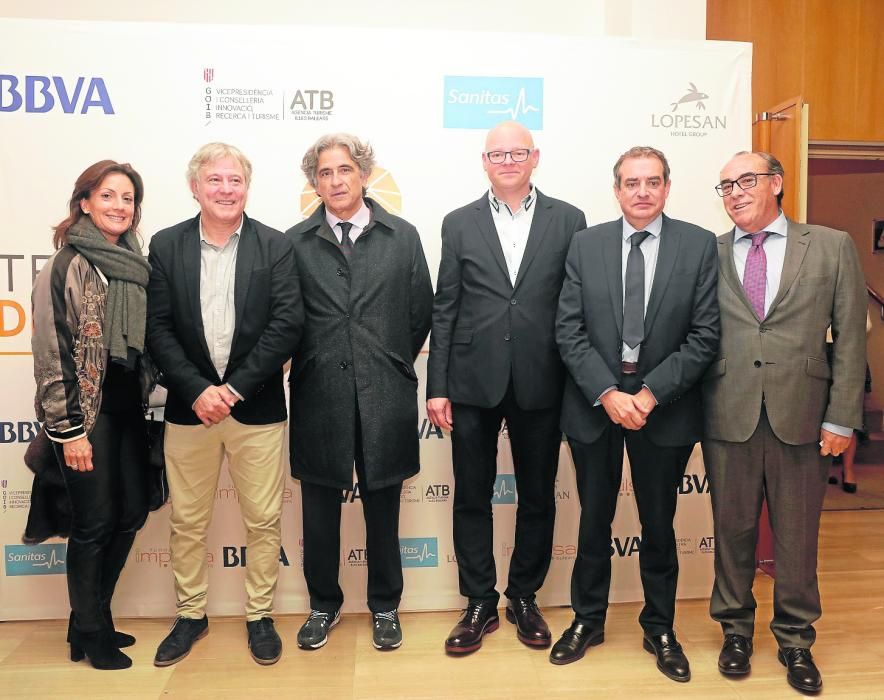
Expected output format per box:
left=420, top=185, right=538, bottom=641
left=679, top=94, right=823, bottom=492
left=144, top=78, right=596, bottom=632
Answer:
left=556, top=214, right=719, bottom=446
left=427, top=190, right=586, bottom=410
left=147, top=213, right=303, bottom=425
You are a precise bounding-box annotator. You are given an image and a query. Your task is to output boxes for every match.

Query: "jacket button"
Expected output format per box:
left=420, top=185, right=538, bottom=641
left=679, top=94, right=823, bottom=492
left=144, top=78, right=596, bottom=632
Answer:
left=504, top=334, right=511, bottom=341
left=754, top=360, right=762, bottom=368
left=510, top=298, right=517, bottom=305
left=340, top=361, right=349, bottom=370
left=336, top=268, right=344, bottom=276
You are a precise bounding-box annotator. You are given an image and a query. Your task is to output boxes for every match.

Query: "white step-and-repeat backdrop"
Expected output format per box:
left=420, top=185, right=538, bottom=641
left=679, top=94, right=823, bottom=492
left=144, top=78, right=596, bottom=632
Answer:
left=0, top=18, right=750, bottom=620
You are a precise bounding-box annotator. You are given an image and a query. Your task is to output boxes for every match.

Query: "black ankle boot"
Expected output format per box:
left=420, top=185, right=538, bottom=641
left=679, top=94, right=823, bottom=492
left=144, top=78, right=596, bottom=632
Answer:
left=68, top=628, right=132, bottom=670
left=68, top=611, right=134, bottom=652
left=99, top=530, right=139, bottom=647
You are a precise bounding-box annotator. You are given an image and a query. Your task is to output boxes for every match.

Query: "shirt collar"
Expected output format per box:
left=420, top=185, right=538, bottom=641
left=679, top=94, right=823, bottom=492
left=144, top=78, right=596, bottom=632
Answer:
left=199, top=215, right=243, bottom=247
left=734, top=210, right=787, bottom=241
left=325, top=200, right=371, bottom=231
left=489, top=184, right=535, bottom=215
left=622, top=213, right=663, bottom=242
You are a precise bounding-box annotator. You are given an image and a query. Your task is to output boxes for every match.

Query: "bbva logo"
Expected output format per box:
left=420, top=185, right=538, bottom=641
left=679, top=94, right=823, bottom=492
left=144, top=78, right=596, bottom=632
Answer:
left=0, top=75, right=115, bottom=114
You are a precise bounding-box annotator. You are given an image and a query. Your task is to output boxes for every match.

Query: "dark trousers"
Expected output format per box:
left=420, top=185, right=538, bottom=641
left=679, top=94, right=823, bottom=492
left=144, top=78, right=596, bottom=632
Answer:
left=300, top=416, right=403, bottom=614
left=56, top=410, right=149, bottom=633
left=568, top=379, right=692, bottom=635
left=704, top=407, right=828, bottom=649
left=451, top=381, right=561, bottom=604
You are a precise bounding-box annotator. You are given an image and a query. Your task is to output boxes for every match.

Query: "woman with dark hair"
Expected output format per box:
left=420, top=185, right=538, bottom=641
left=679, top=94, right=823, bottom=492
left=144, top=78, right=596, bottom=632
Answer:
left=32, top=160, right=153, bottom=670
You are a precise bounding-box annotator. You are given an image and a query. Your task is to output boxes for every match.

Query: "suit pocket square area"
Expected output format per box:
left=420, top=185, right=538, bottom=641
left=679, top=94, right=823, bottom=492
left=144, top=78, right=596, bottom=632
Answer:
left=798, top=274, right=832, bottom=286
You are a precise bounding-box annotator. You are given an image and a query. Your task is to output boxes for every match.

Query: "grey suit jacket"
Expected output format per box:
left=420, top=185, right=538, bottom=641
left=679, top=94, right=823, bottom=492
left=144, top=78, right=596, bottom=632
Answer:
left=702, top=219, right=867, bottom=445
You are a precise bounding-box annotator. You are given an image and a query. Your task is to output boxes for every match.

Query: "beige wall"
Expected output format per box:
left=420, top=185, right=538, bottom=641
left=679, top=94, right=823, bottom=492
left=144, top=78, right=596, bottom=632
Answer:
left=0, top=0, right=705, bottom=38
left=808, top=162, right=884, bottom=419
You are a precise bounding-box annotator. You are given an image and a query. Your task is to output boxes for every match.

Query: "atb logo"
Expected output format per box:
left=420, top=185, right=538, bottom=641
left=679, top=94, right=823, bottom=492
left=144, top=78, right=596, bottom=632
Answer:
left=424, top=483, right=450, bottom=503
left=5, top=543, right=66, bottom=576
left=399, top=537, right=438, bottom=568
left=697, top=536, right=715, bottom=554
left=491, top=474, right=517, bottom=504
left=443, top=76, right=543, bottom=129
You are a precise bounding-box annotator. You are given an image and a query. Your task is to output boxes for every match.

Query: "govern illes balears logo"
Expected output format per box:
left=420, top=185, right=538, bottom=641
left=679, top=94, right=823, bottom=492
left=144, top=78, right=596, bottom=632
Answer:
left=651, top=82, right=727, bottom=137
left=443, top=76, right=543, bottom=129
left=5, top=544, right=67, bottom=576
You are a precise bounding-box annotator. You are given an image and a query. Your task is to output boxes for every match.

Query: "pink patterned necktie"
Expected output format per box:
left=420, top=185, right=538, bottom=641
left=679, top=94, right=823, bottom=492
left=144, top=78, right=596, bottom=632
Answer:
left=742, top=231, right=769, bottom=318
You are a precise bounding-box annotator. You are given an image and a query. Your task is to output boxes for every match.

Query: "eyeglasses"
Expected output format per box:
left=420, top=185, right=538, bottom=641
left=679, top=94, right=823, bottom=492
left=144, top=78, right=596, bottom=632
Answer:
left=485, top=149, right=532, bottom=164
left=715, top=172, right=775, bottom=197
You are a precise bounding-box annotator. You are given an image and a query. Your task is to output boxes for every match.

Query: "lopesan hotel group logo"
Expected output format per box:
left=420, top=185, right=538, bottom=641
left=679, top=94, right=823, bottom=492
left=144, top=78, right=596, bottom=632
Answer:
left=443, top=76, right=543, bottom=130
left=650, top=82, right=728, bottom=138
left=5, top=543, right=66, bottom=576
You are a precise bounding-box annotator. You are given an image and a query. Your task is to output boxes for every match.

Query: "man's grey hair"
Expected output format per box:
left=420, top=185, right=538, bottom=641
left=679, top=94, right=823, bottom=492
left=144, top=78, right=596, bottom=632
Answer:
left=733, top=150, right=785, bottom=206
left=301, top=133, right=375, bottom=189
left=613, top=146, right=671, bottom=187
left=186, top=142, right=252, bottom=187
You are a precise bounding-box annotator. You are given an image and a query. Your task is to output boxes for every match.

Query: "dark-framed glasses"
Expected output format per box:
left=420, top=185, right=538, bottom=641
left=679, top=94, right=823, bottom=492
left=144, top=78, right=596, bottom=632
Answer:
left=715, top=172, right=775, bottom=197
left=485, top=149, right=532, bottom=164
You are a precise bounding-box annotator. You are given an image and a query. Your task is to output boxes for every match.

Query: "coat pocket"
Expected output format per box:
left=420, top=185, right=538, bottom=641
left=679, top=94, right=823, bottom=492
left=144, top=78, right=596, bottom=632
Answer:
left=385, top=350, right=418, bottom=382
left=452, top=327, right=473, bottom=344
left=805, top=356, right=832, bottom=380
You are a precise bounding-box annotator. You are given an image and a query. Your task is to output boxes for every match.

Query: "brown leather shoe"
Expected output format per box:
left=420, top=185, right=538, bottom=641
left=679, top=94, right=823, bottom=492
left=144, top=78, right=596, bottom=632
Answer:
left=444, top=602, right=499, bottom=654
left=505, top=597, right=551, bottom=648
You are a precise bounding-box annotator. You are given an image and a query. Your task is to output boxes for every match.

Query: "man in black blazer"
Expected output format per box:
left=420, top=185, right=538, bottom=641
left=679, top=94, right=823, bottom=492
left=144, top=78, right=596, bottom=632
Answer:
left=427, top=121, right=586, bottom=654
left=147, top=143, right=303, bottom=667
left=552, top=147, right=719, bottom=680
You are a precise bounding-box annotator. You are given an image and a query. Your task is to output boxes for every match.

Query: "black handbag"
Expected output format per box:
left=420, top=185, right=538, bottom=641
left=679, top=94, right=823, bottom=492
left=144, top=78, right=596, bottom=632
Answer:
left=145, top=411, right=169, bottom=511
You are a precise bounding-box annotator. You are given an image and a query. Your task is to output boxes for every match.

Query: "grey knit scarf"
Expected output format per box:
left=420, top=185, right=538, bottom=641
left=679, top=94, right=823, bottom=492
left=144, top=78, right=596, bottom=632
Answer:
left=66, top=217, right=151, bottom=366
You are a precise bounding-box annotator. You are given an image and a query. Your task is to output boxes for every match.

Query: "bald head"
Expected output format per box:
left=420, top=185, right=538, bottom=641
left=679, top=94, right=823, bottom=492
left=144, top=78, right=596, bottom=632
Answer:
left=482, top=120, right=540, bottom=204
left=484, top=120, right=535, bottom=151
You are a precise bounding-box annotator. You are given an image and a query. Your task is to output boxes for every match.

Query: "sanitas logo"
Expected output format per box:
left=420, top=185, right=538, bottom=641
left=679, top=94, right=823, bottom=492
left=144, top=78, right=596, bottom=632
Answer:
left=0, top=75, right=114, bottom=114
left=443, top=76, right=543, bottom=130
left=399, top=537, right=438, bottom=568
left=650, top=82, right=727, bottom=137
left=5, top=543, right=66, bottom=575
left=491, top=474, right=517, bottom=504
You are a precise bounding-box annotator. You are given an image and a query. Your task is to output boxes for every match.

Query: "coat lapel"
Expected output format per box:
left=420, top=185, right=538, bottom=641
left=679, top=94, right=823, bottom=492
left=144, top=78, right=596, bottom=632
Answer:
left=718, top=229, right=758, bottom=319
left=181, top=216, right=213, bottom=365
left=766, top=219, right=810, bottom=317
left=643, top=214, right=680, bottom=337
left=473, top=197, right=512, bottom=288
left=513, top=191, right=552, bottom=290
left=230, top=214, right=256, bottom=354
left=602, top=222, right=624, bottom=338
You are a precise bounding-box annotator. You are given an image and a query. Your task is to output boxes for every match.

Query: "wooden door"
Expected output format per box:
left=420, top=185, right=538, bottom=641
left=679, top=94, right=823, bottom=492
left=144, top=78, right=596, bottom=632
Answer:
left=752, top=96, right=809, bottom=576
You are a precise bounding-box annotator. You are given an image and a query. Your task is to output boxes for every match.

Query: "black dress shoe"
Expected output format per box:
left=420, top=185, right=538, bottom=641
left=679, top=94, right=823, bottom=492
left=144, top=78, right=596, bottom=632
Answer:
left=154, top=616, right=209, bottom=667
left=549, top=621, right=604, bottom=665
left=505, top=597, right=551, bottom=648
left=778, top=647, right=822, bottom=693
left=718, top=634, right=752, bottom=675
left=247, top=616, right=282, bottom=665
left=444, top=602, right=499, bottom=654
left=643, top=632, right=691, bottom=682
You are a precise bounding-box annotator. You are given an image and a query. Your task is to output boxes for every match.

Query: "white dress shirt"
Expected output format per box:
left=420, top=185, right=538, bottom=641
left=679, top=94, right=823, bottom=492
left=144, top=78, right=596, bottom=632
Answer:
left=488, top=186, right=536, bottom=287
left=325, top=201, right=371, bottom=243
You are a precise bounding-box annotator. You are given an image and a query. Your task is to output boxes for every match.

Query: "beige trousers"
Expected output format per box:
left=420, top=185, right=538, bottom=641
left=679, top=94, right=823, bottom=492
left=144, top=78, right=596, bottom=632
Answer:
left=164, top=417, right=285, bottom=621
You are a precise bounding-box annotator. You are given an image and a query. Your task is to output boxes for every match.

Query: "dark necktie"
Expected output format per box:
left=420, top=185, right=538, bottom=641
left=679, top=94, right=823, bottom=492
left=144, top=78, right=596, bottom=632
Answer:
left=338, top=221, right=354, bottom=257
left=742, top=231, right=769, bottom=318
left=623, top=230, right=651, bottom=349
